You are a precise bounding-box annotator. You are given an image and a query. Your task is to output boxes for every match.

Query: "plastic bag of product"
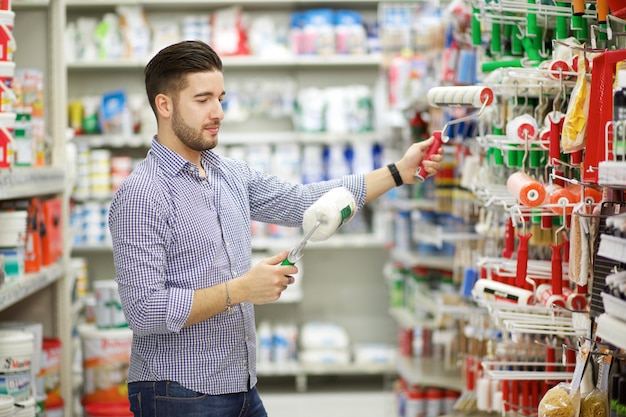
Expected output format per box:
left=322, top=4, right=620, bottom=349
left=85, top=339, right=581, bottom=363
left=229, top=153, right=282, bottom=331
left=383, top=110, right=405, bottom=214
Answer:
left=538, top=382, right=580, bottom=417
left=580, top=347, right=612, bottom=417
left=561, top=48, right=590, bottom=153
left=580, top=388, right=608, bottom=417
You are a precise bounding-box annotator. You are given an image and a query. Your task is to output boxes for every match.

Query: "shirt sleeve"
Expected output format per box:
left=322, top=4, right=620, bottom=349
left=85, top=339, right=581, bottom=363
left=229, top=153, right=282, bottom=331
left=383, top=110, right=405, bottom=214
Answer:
left=243, top=160, right=367, bottom=226
left=108, top=176, right=193, bottom=336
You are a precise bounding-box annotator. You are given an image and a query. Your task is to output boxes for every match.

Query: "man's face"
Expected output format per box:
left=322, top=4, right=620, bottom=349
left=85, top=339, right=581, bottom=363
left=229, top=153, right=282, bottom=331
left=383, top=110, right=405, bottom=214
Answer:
left=171, top=70, right=225, bottom=152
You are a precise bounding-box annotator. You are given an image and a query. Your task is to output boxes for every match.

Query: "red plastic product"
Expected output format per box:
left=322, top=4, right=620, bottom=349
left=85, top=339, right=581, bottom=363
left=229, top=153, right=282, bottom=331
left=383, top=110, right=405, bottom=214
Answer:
left=583, top=49, right=626, bottom=183
left=607, top=0, right=626, bottom=18
left=515, top=233, right=532, bottom=289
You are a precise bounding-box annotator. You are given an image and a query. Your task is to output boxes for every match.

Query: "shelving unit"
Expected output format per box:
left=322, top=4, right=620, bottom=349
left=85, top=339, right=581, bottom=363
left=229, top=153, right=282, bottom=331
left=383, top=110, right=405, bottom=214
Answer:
left=257, top=361, right=396, bottom=392
left=395, top=356, right=463, bottom=391
left=0, top=0, right=72, bottom=414
left=389, top=247, right=455, bottom=271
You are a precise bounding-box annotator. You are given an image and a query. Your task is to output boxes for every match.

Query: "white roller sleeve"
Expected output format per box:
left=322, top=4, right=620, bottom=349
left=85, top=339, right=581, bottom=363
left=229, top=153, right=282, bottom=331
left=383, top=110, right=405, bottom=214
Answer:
left=302, top=187, right=357, bottom=242
left=427, top=86, right=494, bottom=108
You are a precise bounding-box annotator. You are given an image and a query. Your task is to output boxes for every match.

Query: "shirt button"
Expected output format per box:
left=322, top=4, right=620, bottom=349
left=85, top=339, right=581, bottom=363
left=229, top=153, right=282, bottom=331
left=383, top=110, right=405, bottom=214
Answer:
left=245, top=335, right=249, bottom=341
left=232, top=271, right=237, bottom=277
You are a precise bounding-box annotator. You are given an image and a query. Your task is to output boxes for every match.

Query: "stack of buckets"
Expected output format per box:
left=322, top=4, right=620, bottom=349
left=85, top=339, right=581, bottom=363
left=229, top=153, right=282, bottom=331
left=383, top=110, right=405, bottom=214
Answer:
left=0, top=0, right=15, bottom=170
left=0, top=327, right=38, bottom=416
left=0, top=0, right=43, bottom=170
left=79, top=279, right=133, bottom=417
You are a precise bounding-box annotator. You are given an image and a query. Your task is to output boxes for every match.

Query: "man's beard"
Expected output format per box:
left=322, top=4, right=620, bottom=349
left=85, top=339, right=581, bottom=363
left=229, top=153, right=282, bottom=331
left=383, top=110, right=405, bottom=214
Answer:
left=172, top=106, right=217, bottom=152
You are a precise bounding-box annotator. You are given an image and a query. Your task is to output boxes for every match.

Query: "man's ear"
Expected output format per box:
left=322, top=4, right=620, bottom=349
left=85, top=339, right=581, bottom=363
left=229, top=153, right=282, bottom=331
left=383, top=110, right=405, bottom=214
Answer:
left=155, top=93, right=172, bottom=119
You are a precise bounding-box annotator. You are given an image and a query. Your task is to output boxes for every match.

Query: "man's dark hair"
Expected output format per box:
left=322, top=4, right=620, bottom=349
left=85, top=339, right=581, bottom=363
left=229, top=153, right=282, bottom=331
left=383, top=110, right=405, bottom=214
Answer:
left=144, top=40, right=223, bottom=115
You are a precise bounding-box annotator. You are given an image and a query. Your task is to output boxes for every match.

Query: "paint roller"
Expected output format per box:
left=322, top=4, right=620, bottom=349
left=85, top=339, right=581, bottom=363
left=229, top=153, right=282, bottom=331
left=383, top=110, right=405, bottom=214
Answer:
left=282, top=187, right=356, bottom=265
left=506, top=172, right=547, bottom=207
left=415, top=86, right=494, bottom=181
left=472, top=278, right=535, bottom=305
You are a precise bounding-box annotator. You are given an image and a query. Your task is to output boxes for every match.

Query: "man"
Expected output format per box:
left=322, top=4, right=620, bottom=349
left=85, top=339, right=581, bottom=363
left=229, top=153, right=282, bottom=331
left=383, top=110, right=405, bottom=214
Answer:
left=108, top=39, right=443, bottom=417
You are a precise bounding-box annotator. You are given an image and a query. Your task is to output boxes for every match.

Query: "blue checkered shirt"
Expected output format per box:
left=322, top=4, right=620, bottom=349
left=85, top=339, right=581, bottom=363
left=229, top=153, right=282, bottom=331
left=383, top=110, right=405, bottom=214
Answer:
left=108, top=138, right=366, bottom=395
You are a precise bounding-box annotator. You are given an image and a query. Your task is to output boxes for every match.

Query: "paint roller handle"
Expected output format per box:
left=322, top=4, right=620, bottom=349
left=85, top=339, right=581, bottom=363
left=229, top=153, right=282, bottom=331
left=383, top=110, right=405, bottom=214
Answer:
left=550, top=242, right=565, bottom=296
left=515, top=233, right=532, bottom=289
left=414, top=131, right=443, bottom=182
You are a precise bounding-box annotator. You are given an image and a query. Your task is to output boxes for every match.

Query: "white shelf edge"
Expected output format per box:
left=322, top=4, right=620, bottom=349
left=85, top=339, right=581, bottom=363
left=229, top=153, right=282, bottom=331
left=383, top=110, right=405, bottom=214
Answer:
left=257, top=361, right=396, bottom=377
left=597, top=234, right=626, bottom=264
left=596, top=313, right=626, bottom=350
left=383, top=198, right=438, bottom=212
left=67, top=54, right=382, bottom=70
left=73, top=131, right=382, bottom=148
left=390, top=248, right=455, bottom=271
left=388, top=307, right=438, bottom=330
left=0, top=167, right=65, bottom=200
left=0, top=262, right=64, bottom=311
left=71, top=234, right=386, bottom=253
left=66, top=0, right=380, bottom=8
left=396, top=355, right=463, bottom=391
left=12, top=0, right=49, bottom=7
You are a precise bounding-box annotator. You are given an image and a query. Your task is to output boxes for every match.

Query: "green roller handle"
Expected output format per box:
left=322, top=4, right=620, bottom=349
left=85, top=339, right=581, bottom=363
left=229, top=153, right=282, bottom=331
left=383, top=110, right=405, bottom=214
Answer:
left=526, top=0, right=539, bottom=48
left=507, top=147, right=518, bottom=168
left=472, top=6, right=482, bottom=46
left=599, top=23, right=608, bottom=41
left=529, top=144, right=542, bottom=168
left=511, top=25, right=523, bottom=56
left=492, top=126, right=505, bottom=167
left=492, top=148, right=504, bottom=166
left=492, top=22, right=502, bottom=54
left=281, top=257, right=295, bottom=266
left=571, top=15, right=588, bottom=41
left=482, top=58, right=523, bottom=72
left=521, top=36, right=541, bottom=62
left=556, top=2, right=568, bottom=39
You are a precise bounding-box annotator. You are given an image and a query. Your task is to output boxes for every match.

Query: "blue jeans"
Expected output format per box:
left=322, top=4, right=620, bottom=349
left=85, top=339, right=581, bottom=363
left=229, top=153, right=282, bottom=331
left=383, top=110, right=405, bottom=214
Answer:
left=127, top=381, right=268, bottom=417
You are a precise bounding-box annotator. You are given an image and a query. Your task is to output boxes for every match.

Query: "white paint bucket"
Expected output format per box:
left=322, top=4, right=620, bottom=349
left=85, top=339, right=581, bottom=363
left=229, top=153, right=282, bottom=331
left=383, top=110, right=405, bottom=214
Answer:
left=0, top=394, right=13, bottom=417
left=78, top=324, right=132, bottom=406
left=93, top=280, right=127, bottom=329
left=0, top=209, right=26, bottom=248
left=0, top=330, right=34, bottom=401
left=14, top=396, right=35, bottom=417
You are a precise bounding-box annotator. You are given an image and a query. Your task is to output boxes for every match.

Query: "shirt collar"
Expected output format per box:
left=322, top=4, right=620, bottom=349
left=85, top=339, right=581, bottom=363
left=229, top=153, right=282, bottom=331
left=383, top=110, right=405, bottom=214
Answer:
left=150, top=136, right=220, bottom=175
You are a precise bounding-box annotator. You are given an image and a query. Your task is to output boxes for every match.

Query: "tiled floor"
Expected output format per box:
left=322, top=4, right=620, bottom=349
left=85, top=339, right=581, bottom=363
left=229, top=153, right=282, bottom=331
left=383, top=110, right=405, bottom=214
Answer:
left=257, top=375, right=397, bottom=417
left=261, top=390, right=396, bottom=417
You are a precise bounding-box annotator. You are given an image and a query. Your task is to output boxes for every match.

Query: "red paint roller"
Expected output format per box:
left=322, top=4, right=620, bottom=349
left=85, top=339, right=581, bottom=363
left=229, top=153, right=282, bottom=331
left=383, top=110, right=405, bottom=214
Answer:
left=545, top=184, right=577, bottom=215
left=507, top=172, right=547, bottom=207
left=416, top=86, right=494, bottom=181
left=566, top=184, right=603, bottom=205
